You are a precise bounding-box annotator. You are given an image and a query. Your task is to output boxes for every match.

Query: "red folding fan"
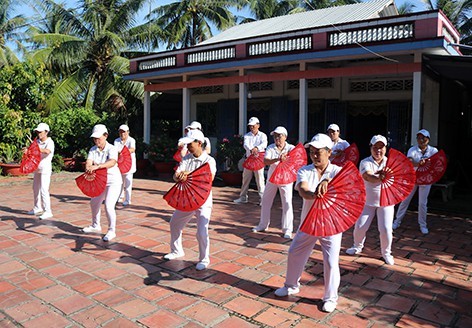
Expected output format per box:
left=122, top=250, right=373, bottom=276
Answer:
left=415, top=150, right=447, bottom=185
left=118, top=146, right=132, bottom=174
left=20, top=139, right=41, bottom=174
left=379, top=148, right=416, bottom=207
left=163, top=163, right=212, bottom=212
left=300, top=161, right=366, bottom=237
left=75, top=168, right=108, bottom=197
left=269, top=143, right=307, bottom=185
left=331, top=143, right=360, bottom=167
left=242, top=152, right=265, bottom=171
left=173, top=147, right=183, bottom=163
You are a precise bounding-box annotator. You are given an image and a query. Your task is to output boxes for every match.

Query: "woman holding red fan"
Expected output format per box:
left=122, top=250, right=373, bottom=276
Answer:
left=27, top=123, right=55, bottom=220
left=114, top=124, right=136, bottom=206
left=393, top=129, right=438, bottom=234
left=164, top=129, right=216, bottom=271
left=253, top=126, right=295, bottom=239
left=346, top=135, right=395, bottom=265
left=326, top=123, right=349, bottom=162
left=83, top=124, right=122, bottom=242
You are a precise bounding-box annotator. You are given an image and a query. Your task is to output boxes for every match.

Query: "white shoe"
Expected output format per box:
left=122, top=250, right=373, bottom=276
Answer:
left=392, top=219, right=402, bottom=230
left=83, top=225, right=102, bottom=233
left=383, top=255, right=395, bottom=265
left=252, top=226, right=266, bottom=233
left=39, top=212, right=53, bottom=220
left=420, top=227, right=429, bottom=234
left=274, top=286, right=299, bottom=297
left=27, top=209, right=43, bottom=216
left=195, top=262, right=208, bottom=271
left=122, top=201, right=130, bottom=206
left=163, top=252, right=184, bottom=260
left=322, top=301, right=337, bottom=313
left=102, top=231, right=116, bottom=242
left=233, top=197, right=248, bottom=204
left=283, top=232, right=292, bottom=239
left=346, top=247, right=362, bottom=255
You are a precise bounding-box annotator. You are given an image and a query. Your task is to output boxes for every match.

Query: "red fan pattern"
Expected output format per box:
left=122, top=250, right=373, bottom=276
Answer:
left=331, top=143, right=360, bottom=167
left=173, top=147, right=183, bottom=163
left=269, top=143, right=307, bottom=185
left=164, top=163, right=212, bottom=212
left=242, top=152, right=265, bottom=171
left=118, top=146, right=132, bottom=174
left=75, top=168, right=108, bottom=197
left=415, top=150, right=447, bottom=185
left=300, top=161, right=366, bottom=237
left=20, top=139, right=41, bottom=174
left=380, top=148, right=416, bottom=207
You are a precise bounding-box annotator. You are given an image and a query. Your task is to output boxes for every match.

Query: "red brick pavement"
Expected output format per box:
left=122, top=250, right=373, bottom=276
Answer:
left=1, top=172, right=471, bottom=327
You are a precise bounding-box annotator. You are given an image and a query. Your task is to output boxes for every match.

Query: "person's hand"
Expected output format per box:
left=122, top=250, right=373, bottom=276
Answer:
left=280, top=153, right=288, bottom=162
left=376, top=170, right=386, bottom=181
left=174, top=171, right=189, bottom=182
left=251, top=147, right=258, bottom=156
left=86, top=164, right=101, bottom=174
left=419, top=158, right=429, bottom=166
left=315, top=179, right=329, bottom=197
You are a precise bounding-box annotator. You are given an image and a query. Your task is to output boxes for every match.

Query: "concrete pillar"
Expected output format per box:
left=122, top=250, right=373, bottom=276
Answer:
left=238, top=69, right=248, bottom=135
left=411, top=71, right=422, bottom=142
left=143, top=90, right=151, bottom=144
left=299, top=63, right=308, bottom=143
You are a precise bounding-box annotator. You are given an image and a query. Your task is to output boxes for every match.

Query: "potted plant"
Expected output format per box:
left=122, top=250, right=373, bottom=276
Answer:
left=0, top=143, right=26, bottom=176
left=216, top=135, right=245, bottom=186
left=148, top=135, right=178, bottom=174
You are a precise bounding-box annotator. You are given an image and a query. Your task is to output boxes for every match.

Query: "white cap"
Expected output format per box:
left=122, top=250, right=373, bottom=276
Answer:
left=178, top=129, right=205, bottom=145
left=327, top=123, right=340, bottom=132
left=270, top=126, right=288, bottom=137
left=118, top=124, right=129, bottom=131
left=247, top=117, right=260, bottom=126
left=305, top=133, right=333, bottom=149
left=417, top=129, right=430, bottom=138
left=90, top=124, right=108, bottom=138
left=370, top=135, right=387, bottom=146
left=186, top=121, right=202, bottom=130
left=34, top=123, right=50, bottom=132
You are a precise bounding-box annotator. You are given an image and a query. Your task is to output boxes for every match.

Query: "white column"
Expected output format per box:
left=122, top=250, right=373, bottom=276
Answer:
left=411, top=71, right=422, bottom=142
left=182, top=87, right=190, bottom=129
left=299, top=63, right=308, bottom=143
left=143, top=90, right=151, bottom=144
left=238, top=69, right=247, bottom=135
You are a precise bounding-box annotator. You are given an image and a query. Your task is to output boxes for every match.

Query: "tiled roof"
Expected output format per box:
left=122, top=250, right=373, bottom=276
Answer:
left=199, top=0, right=397, bottom=45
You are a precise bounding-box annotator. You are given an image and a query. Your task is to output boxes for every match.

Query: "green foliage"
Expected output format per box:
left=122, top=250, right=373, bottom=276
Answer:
left=148, top=135, right=177, bottom=163
left=52, top=154, right=64, bottom=173
left=216, top=135, right=245, bottom=172
left=0, top=143, right=22, bottom=163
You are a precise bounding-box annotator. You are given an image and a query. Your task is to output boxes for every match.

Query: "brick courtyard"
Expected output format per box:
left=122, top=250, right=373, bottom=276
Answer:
left=1, top=172, right=471, bottom=327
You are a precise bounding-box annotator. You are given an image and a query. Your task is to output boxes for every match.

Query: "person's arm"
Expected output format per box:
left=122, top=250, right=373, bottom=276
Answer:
left=362, top=170, right=383, bottom=183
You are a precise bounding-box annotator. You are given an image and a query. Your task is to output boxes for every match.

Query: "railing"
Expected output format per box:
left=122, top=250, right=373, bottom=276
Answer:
left=248, top=36, right=312, bottom=56
left=138, top=56, right=176, bottom=70
left=329, top=23, right=414, bottom=47
left=186, top=47, right=236, bottom=64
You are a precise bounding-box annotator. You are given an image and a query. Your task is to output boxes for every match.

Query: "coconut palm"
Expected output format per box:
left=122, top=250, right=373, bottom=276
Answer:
left=240, top=0, right=303, bottom=23
left=0, top=0, right=26, bottom=67
left=397, top=1, right=416, bottom=14
left=302, top=0, right=359, bottom=11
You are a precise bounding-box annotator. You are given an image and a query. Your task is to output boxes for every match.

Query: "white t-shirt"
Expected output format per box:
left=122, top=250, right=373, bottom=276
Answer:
left=177, top=152, right=217, bottom=209
left=114, top=136, right=137, bottom=174
left=295, top=163, right=342, bottom=225
left=407, top=145, right=438, bottom=171
left=265, top=142, right=295, bottom=181
left=359, top=156, right=388, bottom=207
left=243, top=131, right=268, bottom=157
left=330, top=138, right=350, bottom=160
left=37, top=137, right=55, bottom=174
left=87, top=142, right=122, bottom=186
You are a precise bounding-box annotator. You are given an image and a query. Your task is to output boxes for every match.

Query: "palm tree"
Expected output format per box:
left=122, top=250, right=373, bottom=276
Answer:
left=301, top=0, right=360, bottom=11
left=28, top=0, right=147, bottom=114
left=0, top=0, right=26, bottom=67
left=397, top=1, right=416, bottom=14
left=240, top=0, right=303, bottom=22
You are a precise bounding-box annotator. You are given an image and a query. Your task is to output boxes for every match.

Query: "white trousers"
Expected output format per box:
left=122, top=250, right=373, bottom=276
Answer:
left=352, top=205, right=395, bottom=257
left=169, top=207, right=211, bottom=264
left=90, top=183, right=122, bottom=232
left=284, top=231, right=342, bottom=303
left=120, top=173, right=134, bottom=203
left=257, top=181, right=293, bottom=233
left=33, top=172, right=52, bottom=214
left=395, top=184, right=431, bottom=229
left=240, top=167, right=265, bottom=199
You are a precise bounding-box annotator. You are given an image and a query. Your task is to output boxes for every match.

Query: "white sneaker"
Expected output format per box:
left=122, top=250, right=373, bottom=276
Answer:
left=322, top=301, right=337, bottom=313
left=383, top=255, right=395, bottom=265
left=83, top=225, right=102, bottom=233
left=27, top=209, right=43, bottom=216
left=102, top=231, right=116, bottom=242
left=163, top=252, right=184, bottom=260
left=274, top=286, right=299, bottom=297
left=283, top=232, right=292, bottom=239
left=39, top=212, right=53, bottom=220
left=420, top=227, right=429, bottom=234
left=346, top=247, right=362, bottom=255
left=392, top=219, right=402, bottom=230
left=252, top=226, right=266, bottom=233
left=195, top=262, right=208, bottom=271
left=122, top=201, right=130, bottom=206
left=233, top=197, right=248, bottom=204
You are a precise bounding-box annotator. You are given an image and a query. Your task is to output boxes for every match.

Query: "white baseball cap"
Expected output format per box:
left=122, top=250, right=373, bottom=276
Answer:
left=417, top=129, right=430, bottom=138
left=247, top=117, right=260, bottom=126
left=327, top=123, right=340, bottom=132
left=118, top=124, right=129, bottom=131
left=34, top=123, right=50, bottom=132
left=305, top=133, right=333, bottom=149
left=186, top=121, right=202, bottom=130
left=270, top=126, right=288, bottom=137
left=370, top=135, right=387, bottom=146
left=90, top=124, right=108, bottom=138
left=178, top=129, right=205, bottom=145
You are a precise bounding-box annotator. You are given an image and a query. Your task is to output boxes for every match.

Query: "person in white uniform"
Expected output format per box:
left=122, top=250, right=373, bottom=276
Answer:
left=253, top=126, right=295, bottom=239
left=326, top=123, right=350, bottom=162
left=393, top=129, right=438, bottom=234
left=113, top=124, right=136, bottom=206
left=27, top=123, right=55, bottom=220
left=83, top=124, right=123, bottom=242
left=346, top=135, right=395, bottom=265
left=275, top=133, right=342, bottom=313
left=234, top=117, right=268, bottom=204
left=163, top=129, right=217, bottom=271
left=185, top=121, right=211, bottom=155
